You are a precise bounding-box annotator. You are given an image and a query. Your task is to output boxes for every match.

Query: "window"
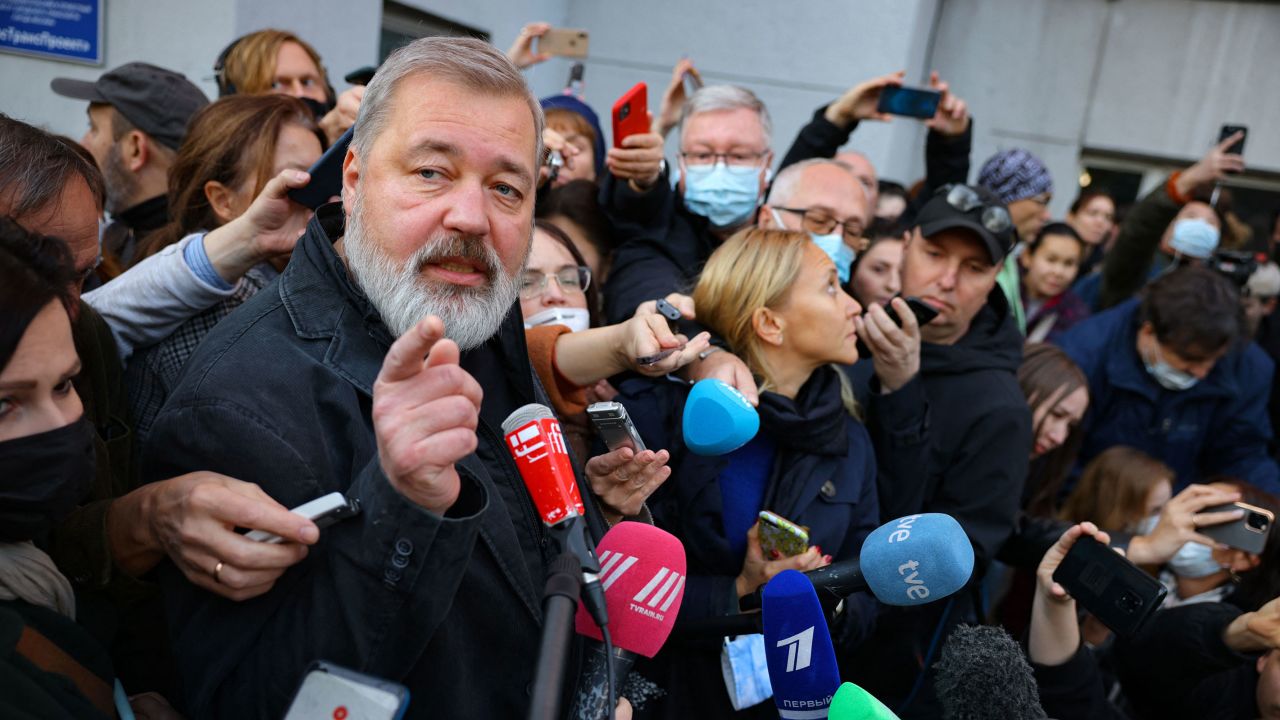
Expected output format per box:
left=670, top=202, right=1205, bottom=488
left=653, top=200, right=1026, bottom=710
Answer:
left=379, top=2, right=487, bottom=63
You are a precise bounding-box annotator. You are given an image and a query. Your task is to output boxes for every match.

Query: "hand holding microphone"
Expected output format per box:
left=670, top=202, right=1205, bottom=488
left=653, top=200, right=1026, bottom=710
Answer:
left=373, top=316, right=483, bottom=514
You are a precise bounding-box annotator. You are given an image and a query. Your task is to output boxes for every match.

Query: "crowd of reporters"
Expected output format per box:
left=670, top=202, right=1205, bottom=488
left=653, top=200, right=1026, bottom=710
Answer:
left=3, top=19, right=1280, bottom=720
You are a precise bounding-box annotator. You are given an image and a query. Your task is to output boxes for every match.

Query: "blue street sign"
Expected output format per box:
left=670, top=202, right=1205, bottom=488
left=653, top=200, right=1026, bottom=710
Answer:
left=0, top=0, right=103, bottom=65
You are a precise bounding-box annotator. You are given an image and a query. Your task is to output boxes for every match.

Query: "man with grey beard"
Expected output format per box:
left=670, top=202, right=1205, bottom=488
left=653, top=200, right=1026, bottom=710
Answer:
left=144, top=37, right=619, bottom=717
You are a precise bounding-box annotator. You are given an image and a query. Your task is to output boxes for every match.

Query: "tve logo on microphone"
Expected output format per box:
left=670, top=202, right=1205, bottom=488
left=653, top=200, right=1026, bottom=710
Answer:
left=860, top=513, right=975, bottom=607
left=776, top=626, right=814, bottom=672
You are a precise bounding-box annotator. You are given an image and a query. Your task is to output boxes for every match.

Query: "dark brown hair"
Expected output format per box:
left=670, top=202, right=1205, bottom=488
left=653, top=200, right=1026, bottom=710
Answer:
left=1061, top=446, right=1173, bottom=532
left=1020, top=343, right=1089, bottom=515
left=537, top=179, right=615, bottom=277
left=135, top=95, right=324, bottom=264
left=533, top=218, right=599, bottom=326
left=0, top=217, right=77, bottom=373
left=1139, top=265, right=1243, bottom=359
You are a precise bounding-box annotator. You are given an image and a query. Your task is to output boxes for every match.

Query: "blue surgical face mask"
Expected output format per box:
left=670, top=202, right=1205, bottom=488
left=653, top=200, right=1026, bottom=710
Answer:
left=1133, top=513, right=1160, bottom=536
left=683, top=162, right=763, bottom=229
left=1168, top=540, right=1224, bottom=579
left=771, top=209, right=855, bottom=283
left=1143, top=341, right=1199, bottom=391
left=1169, top=218, right=1220, bottom=259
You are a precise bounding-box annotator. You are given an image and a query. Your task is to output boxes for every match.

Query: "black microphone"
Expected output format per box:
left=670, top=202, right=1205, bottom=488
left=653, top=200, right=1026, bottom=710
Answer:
left=933, top=625, right=1047, bottom=720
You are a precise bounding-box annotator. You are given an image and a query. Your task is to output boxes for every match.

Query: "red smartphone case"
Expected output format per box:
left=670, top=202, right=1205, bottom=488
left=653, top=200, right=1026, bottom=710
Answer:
left=612, top=82, right=649, bottom=149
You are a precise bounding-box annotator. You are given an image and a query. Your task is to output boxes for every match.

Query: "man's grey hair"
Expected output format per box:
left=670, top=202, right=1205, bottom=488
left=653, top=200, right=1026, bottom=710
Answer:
left=352, top=36, right=545, bottom=167
left=679, top=84, right=772, bottom=146
left=0, top=113, right=106, bottom=217
left=766, top=158, right=861, bottom=206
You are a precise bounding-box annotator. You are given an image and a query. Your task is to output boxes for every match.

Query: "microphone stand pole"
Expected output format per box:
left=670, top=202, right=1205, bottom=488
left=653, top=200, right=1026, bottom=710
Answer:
left=528, top=553, right=582, bottom=720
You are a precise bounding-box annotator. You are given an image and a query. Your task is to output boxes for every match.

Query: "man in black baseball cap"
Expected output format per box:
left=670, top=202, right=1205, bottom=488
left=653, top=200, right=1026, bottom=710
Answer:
left=842, top=182, right=1030, bottom=717
left=52, top=62, right=208, bottom=265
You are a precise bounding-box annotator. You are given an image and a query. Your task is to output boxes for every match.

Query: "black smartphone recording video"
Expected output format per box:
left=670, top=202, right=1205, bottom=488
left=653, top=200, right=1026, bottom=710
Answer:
left=1219, top=124, right=1248, bottom=156
left=876, top=86, right=942, bottom=119
left=856, top=295, right=939, bottom=358
left=288, top=127, right=353, bottom=210
left=1052, top=536, right=1166, bottom=639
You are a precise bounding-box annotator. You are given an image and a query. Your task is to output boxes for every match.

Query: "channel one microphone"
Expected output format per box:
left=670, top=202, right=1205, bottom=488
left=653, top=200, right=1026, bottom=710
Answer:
left=828, top=682, right=900, bottom=720
left=568, top=522, right=686, bottom=720
left=740, top=513, right=975, bottom=612
left=762, top=569, right=841, bottom=720
left=503, top=404, right=607, bottom=628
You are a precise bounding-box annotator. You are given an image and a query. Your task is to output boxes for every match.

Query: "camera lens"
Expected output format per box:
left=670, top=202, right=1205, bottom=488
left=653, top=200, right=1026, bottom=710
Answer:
left=1247, top=512, right=1270, bottom=531
left=1118, top=591, right=1141, bottom=613
left=620, top=105, right=630, bottom=120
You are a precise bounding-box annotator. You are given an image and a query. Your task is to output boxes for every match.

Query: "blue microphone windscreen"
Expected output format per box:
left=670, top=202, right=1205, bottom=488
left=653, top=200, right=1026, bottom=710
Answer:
left=682, top=379, right=760, bottom=456
left=762, top=569, right=840, bottom=719
left=859, top=513, right=975, bottom=606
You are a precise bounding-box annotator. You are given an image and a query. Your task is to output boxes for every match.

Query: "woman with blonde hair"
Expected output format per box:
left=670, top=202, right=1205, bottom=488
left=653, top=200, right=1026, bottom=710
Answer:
left=617, top=227, right=880, bottom=718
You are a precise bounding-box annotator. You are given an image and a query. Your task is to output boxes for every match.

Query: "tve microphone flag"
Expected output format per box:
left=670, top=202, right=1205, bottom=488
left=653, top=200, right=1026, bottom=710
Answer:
left=762, top=570, right=840, bottom=719
left=570, top=522, right=686, bottom=719
left=828, top=682, right=899, bottom=720
left=858, top=513, right=974, bottom=607
left=740, top=513, right=975, bottom=612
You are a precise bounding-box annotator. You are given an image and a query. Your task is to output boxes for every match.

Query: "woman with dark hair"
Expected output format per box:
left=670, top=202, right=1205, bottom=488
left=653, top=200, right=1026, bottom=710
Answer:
left=0, top=218, right=128, bottom=718
left=1019, top=343, right=1090, bottom=514
left=847, top=220, right=907, bottom=308
left=126, top=94, right=324, bottom=443
left=1066, top=190, right=1116, bottom=279
left=1019, top=222, right=1091, bottom=342
left=537, top=178, right=616, bottom=282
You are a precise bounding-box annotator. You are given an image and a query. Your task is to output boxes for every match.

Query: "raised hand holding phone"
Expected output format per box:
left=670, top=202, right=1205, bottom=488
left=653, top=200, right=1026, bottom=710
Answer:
left=372, top=316, right=483, bottom=514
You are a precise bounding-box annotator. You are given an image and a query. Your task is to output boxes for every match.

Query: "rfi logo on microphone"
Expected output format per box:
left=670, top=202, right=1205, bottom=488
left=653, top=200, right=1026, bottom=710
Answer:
left=508, top=422, right=549, bottom=462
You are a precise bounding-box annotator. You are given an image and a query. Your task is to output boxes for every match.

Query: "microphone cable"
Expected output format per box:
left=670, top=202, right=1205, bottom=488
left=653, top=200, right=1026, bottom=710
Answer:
left=600, top=625, right=616, bottom=720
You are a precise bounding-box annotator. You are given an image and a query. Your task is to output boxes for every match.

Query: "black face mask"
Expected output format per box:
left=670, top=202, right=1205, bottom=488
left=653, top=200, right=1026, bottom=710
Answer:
left=0, top=416, right=96, bottom=543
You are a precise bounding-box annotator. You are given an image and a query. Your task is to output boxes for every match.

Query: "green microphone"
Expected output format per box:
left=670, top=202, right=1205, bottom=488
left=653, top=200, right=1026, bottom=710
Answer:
left=827, top=682, right=900, bottom=720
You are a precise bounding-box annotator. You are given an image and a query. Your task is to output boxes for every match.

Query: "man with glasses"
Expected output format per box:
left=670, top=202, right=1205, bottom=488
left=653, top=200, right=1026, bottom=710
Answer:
left=762, top=158, right=872, bottom=285
left=844, top=184, right=1032, bottom=718
left=600, top=84, right=773, bottom=324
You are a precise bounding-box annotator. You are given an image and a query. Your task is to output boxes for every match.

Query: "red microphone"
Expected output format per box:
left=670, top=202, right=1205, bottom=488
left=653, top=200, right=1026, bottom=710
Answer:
left=569, top=522, right=687, bottom=719
left=502, top=404, right=606, bottom=627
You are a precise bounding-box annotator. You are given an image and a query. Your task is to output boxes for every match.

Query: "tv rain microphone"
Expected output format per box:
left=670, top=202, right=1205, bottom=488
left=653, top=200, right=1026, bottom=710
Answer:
left=569, top=522, right=686, bottom=720
left=933, top=624, right=1047, bottom=720
left=828, top=681, right=900, bottom=720
left=762, top=569, right=842, bottom=720
left=502, top=404, right=607, bottom=629
left=740, top=513, right=975, bottom=612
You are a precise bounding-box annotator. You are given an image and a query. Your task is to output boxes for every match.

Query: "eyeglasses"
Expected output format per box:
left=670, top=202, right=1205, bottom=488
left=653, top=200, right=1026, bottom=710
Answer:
left=679, top=151, right=768, bottom=168
left=773, top=206, right=867, bottom=246
left=941, top=184, right=1014, bottom=236
left=74, top=253, right=103, bottom=288
left=520, top=265, right=592, bottom=300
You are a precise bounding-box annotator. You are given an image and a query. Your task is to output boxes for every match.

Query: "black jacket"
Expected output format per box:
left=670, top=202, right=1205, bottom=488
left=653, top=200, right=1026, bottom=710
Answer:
left=144, top=204, right=603, bottom=718
left=843, top=288, right=1031, bottom=717
left=1114, top=601, right=1260, bottom=720
left=617, top=367, right=880, bottom=718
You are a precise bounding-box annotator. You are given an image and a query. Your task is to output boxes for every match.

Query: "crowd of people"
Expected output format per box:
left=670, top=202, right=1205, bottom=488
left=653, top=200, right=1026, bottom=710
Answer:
left=3, top=20, right=1280, bottom=720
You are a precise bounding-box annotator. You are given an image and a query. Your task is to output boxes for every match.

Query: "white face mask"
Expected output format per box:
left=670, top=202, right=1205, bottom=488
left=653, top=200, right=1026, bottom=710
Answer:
left=1168, top=540, right=1225, bottom=579
left=523, top=306, right=590, bottom=333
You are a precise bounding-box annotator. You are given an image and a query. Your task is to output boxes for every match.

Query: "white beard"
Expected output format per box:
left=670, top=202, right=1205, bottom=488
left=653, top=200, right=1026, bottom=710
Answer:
left=342, top=193, right=523, bottom=350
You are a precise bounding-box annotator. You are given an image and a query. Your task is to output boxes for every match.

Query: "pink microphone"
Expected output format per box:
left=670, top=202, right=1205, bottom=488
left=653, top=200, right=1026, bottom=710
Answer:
left=569, top=522, right=687, bottom=718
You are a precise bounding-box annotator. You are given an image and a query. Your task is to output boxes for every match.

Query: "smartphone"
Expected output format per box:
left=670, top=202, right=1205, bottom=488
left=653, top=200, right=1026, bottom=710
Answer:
left=1201, top=501, right=1273, bottom=555
left=612, top=82, right=649, bottom=149
left=758, top=511, right=810, bottom=559
left=284, top=661, right=409, bottom=720
left=538, top=28, right=589, bottom=58
left=1052, top=536, right=1167, bottom=639
left=245, top=492, right=361, bottom=544
left=587, top=401, right=647, bottom=453
left=855, top=295, right=940, bottom=357
left=287, top=127, right=352, bottom=210
left=876, top=86, right=942, bottom=119
left=1219, top=124, right=1248, bottom=157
